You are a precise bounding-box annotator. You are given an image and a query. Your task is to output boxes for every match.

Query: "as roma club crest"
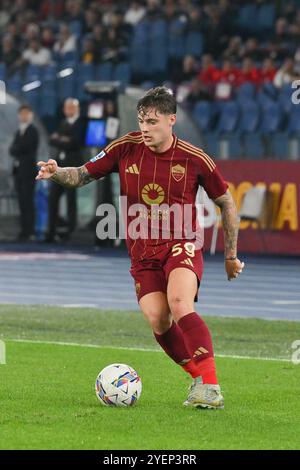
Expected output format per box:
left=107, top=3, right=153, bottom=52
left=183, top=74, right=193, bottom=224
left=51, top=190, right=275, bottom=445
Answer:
left=171, top=164, right=185, bottom=182
left=135, top=283, right=141, bottom=296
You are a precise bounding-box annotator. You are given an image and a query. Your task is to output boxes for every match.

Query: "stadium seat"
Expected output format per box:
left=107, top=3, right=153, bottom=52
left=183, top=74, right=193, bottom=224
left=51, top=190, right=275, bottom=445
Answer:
left=150, top=19, right=167, bottom=39
left=132, top=20, right=150, bottom=44
left=169, top=16, right=187, bottom=36
left=257, top=89, right=276, bottom=109
left=41, top=78, right=56, bottom=94
left=287, top=104, right=300, bottom=133
left=57, top=74, right=75, bottom=101
left=193, top=101, right=214, bottom=132
left=41, top=64, right=57, bottom=81
left=75, top=63, right=95, bottom=100
left=237, top=4, right=258, bottom=34
left=242, top=132, right=264, bottom=158
left=202, top=132, right=219, bottom=157
left=261, top=101, right=283, bottom=133
left=203, top=132, right=241, bottom=159
left=95, top=62, right=113, bottom=81
left=40, top=91, right=57, bottom=117
left=60, top=50, right=79, bottom=64
left=216, top=100, right=239, bottom=133
left=129, top=44, right=149, bottom=80
left=77, top=63, right=95, bottom=82
left=168, top=35, right=185, bottom=60
left=113, top=62, right=131, bottom=88
left=69, top=20, right=82, bottom=37
left=40, top=90, right=57, bottom=132
left=256, top=4, right=275, bottom=34
left=272, top=132, right=289, bottom=159
left=278, top=84, right=294, bottom=114
left=238, top=99, right=260, bottom=133
left=24, top=64, right=42, bottom=82
left=185, top=31, right=203, bottom=58
left=221, top=136, right=242, bottom=159
left=168, top=17, right=186, bottom=60
left=149, top=40, right=168, bottom=77
left=6, top=72, right=22, bottom=95
left=261, top=82, right=278, bottom=100
left=236, top=83, right=256, bottom=102
left=148, top=20, right=168, bottom=77
left=22, top=88, right=41, bottom=114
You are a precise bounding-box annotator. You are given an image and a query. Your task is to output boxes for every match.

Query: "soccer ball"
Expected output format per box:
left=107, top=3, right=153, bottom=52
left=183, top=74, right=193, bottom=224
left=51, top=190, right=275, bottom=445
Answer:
left=95, top=363, right=142, bottom=407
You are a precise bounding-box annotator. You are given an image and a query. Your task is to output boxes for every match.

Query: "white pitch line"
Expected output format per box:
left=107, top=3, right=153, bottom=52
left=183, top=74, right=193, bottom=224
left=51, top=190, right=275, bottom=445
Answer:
left=6, top=338, right=292, bottom=363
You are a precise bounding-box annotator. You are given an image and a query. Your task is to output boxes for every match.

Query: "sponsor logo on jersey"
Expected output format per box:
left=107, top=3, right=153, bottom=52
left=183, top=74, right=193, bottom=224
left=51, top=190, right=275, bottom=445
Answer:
left=193, top=346, right=209, bottom=357
left=126, top=164, right=139, bottom=174
left=90, top=150, right=106, bottom=163
left=141, top=183, right=165, bottom=205
left=180, top=258, right=194, bottom=267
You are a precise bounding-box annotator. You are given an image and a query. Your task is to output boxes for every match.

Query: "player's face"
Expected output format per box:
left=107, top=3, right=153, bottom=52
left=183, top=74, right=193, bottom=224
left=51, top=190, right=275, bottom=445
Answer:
left=137, top=108, right=176, bottom=150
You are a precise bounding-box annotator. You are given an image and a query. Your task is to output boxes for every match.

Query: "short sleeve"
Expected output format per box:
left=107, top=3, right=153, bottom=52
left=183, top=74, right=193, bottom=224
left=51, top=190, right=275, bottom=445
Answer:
left=85, top=141, right=120, bottom=180
left=199, top=165, right=228, bottom=200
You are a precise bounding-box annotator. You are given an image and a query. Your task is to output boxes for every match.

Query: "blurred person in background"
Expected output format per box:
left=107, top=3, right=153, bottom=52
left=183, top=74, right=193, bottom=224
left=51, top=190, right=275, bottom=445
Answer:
left=260, top=58, right=277, bottom=84
left=273, top=57, right=299, bottom=88
left=53, top=23, right=77, bottom=58
left=236, top=57, right=261, bottom=87
left=45, top=98, right=83, bottom=242
left=22, top=38, right=52, bottom=66
left=9, top=104, right=39, bottom=242
left=124, top=0, right=146, bottom=26
left=172, top=54, right=198, bottom=85
left=0, top=34, right=20, bottom=75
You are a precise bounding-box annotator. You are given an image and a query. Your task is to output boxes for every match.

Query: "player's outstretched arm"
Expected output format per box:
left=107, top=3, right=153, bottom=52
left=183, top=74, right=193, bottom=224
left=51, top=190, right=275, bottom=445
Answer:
left=214, top=189, right=245, bottom=281
left=36, top=159, right=94, bottom=188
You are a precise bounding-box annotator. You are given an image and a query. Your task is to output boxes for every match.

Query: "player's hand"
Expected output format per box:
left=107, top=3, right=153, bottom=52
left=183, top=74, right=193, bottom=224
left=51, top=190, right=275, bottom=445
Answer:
left=225, top=258, right=245, bottom=281
left=36, top=159, right=58, bottom=180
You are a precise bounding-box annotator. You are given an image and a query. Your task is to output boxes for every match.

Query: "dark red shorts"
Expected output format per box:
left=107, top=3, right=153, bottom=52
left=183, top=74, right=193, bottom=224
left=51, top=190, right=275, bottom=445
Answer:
left=130, top=241, right=204, bottom=302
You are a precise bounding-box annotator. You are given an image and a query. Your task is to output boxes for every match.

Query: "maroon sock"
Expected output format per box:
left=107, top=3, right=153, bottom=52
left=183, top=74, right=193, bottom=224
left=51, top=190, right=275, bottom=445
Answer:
left=178, top=312, right=218, bottom=384
left=154, top=321, right=191, bottom=365
left=178, top=312, right=214, bottom=360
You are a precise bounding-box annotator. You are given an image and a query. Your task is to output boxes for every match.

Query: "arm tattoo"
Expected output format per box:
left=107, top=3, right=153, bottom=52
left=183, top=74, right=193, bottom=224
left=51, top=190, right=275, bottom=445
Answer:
left=50, top=165, right=95, bottom=188
left=214, top=190, right=239, bottom=258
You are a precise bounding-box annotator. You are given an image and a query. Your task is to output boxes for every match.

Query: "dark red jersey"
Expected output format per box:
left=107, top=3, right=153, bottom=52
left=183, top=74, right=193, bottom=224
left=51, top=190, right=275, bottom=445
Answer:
left=85, top=132, right=228, bottom=261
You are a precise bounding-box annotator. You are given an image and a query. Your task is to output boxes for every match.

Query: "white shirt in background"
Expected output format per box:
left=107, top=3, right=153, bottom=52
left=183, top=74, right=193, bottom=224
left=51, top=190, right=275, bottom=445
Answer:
left=23, top=47, right=52, bottom=66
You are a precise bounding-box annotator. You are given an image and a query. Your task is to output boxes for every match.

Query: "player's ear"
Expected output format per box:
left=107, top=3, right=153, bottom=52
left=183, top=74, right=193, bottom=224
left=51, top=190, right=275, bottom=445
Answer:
left=169, top=114, right=176, bottom=127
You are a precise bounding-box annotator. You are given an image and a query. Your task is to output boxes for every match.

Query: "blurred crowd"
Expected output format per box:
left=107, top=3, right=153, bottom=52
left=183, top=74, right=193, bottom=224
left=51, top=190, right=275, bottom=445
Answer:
left=1, top=0, right=300, bottom=103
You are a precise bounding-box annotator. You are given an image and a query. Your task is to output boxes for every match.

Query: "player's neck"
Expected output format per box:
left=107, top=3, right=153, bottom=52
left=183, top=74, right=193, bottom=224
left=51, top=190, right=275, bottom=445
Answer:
left=149, top=135, right=174, bottom=153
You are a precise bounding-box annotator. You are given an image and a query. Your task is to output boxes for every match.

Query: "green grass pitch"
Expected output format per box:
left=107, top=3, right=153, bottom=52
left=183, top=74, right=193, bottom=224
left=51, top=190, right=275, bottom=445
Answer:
left=0, top=305, right=300, bottom=450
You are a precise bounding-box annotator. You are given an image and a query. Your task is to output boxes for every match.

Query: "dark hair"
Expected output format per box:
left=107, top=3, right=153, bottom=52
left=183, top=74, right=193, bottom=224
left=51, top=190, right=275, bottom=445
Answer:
left=137, top=86, right=177, bottom=115
left=18, top=104, right=33, bottom=113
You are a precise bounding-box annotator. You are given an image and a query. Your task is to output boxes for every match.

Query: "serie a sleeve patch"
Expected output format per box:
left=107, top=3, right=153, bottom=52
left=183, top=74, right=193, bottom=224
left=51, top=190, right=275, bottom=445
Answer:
left=90, top=150, right=106, bottom=163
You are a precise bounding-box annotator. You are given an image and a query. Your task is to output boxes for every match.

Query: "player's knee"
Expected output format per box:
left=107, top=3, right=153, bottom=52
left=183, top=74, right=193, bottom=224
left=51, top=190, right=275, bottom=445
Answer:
left=142, top=309, right=171, bottom=334
left=168, top=295, right=192, bottom=320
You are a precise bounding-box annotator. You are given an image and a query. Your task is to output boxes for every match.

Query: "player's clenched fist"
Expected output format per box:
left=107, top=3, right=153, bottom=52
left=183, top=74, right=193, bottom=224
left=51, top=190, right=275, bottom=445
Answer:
left=225, top=258, right=245, bottom=281
left=36, top=159, right=58, bottom=180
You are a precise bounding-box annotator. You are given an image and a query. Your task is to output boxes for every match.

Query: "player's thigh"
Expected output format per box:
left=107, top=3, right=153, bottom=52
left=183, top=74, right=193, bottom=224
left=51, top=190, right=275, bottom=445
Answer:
left=139, top=291, right=171, bottom=334
left=167, top=268, right=198, bottom=321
